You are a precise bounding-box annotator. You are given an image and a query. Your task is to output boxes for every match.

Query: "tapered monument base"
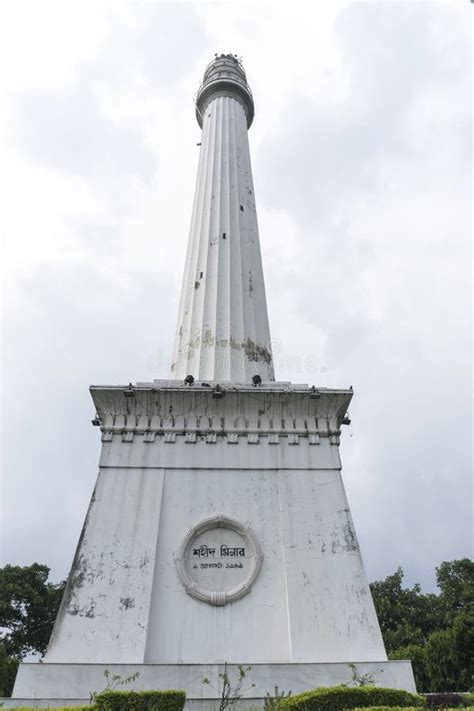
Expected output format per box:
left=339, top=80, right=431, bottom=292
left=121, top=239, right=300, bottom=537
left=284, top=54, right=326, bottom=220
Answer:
left=7, top=661, right=416, bottom=708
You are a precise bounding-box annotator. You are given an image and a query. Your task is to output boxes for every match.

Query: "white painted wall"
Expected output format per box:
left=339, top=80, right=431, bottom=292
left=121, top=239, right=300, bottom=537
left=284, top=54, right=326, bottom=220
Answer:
left=11, top=382, right=413, bottom=701
left=145, top=465, right=386, bottom=663
left=12, top=661, right=416, bottom=702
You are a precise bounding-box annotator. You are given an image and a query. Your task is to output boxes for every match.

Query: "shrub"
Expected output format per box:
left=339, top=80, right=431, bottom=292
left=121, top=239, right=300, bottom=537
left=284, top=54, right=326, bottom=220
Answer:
left=94, top=689, right=186, bottom=711
left=265, top=686, right=292, bottom=710
left=278, top=685, right=426, bottom=710
left=424, top=693, right=471, bottom=708
left=350, top=708, right=474, bottom=710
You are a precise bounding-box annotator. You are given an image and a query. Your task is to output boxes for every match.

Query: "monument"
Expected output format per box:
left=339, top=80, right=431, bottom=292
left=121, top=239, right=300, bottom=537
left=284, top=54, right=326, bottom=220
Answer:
left=10, top=54, right=415, bottom=707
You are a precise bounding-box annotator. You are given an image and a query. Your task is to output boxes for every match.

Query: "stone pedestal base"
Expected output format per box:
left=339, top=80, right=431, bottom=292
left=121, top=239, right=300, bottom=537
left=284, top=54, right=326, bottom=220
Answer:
left=6, top=660, right=416, bottom=708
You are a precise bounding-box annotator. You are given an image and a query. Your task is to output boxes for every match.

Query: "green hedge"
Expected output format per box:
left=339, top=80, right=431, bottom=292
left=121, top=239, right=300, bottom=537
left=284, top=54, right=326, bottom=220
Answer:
left=94, top=689, right=186, bottom=711
left=279, top=685, right=426, bottom=710
left=350, top=708, right=474, bottom=710
left=424, top=694, right=474, bottom=708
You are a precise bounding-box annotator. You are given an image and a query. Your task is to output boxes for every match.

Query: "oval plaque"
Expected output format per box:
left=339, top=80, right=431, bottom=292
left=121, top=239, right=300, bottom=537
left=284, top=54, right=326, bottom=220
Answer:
left=174, top=515, right=262, bottom=606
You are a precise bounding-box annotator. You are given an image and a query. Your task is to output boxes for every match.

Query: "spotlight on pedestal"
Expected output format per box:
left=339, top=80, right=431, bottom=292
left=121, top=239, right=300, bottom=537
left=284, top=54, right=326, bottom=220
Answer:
left=310, top=386, right=321, bottom=399
left=252, top=374, right=262, bottom=386
left=91, top=414, right=101, bottom=426
left=212, top=385, right=225, bottom=399
left=184, top=374, right=195, bottom=385
left=124, top=382, right=135, bottom=398
left=342, top=415, right=351, bottom=426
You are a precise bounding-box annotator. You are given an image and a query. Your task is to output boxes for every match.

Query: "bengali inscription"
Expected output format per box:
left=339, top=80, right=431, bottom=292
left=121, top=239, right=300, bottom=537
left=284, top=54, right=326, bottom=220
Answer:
left=192, top=544, right=246, bottom=559
left=175, top=515, right=262, bottom=606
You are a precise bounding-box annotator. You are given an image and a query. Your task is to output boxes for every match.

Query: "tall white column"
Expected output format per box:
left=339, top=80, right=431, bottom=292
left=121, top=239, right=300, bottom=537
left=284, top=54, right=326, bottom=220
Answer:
left=11, top=54, right=416, bottom=706
left=170, top=56, right=274, bottom=382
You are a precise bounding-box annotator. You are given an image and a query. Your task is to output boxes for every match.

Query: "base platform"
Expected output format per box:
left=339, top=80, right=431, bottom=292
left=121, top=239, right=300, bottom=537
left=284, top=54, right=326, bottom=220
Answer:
left=7, top=660, right=416, bottom=707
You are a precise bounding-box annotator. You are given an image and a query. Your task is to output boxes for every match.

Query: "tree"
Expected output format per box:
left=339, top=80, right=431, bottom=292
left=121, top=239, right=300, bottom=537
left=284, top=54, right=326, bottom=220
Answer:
left=0, top=563, right=65, bottom=695
left=424, top=629, right=458, bottom=692
left=371, top=560, right=474, bottom=693
left=436, top=559, right=474, bottom=623
left=389, top=644, right=429, bottom=692
left=0, top=643, right=19, bottom=698
left=451, top=611, right=474, bottom=691
left=370, top=568, right=440, bottom=653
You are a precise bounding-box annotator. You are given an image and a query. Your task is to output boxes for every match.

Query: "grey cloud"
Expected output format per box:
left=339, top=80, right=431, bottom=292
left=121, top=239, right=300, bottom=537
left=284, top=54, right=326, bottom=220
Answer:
left=77, top=3, right=209, bottom=93
left=126, top=4, right=210, bottom=86
left=255, top=2, right=471, bottom=590
left=257, top=2, right=470, bottom=226
left=2, top=258, right=176, bottom=579
left=347, top=379, right=472, bottom=590
left=7, top=3, right=209, bottom=204
left=1, top=3, right=471, bottom=596
left=257, top=1, right=471, bottom=358
left=336, top=3, right=456, bottom=108
left=11, top=81, right=156, bottom=185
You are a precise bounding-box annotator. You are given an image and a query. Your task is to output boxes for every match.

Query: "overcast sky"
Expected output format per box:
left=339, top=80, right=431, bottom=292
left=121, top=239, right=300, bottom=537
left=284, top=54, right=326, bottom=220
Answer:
left=1, top=1, right=472, bottom=594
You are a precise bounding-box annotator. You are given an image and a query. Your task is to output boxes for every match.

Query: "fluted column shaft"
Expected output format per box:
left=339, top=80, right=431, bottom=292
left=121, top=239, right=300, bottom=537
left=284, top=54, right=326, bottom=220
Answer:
left=170, top=95, right=274, bottom=382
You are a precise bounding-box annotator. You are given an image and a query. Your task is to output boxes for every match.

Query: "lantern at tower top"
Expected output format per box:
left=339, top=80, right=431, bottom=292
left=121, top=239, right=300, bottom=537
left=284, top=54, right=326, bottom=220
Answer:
left=196, top=53, right=255, bottom=128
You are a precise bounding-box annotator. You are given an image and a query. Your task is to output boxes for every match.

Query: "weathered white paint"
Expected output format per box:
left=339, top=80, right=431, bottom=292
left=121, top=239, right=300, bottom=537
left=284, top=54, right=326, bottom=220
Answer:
left=37, top=382, right=384, bottom=667
left=45, top=467, right=164, bottom=663
left=12, top=661, right=416, bottom=704
left=171, top=55, right=273, bottom=382
left=145, top=465, right=384, bottom=663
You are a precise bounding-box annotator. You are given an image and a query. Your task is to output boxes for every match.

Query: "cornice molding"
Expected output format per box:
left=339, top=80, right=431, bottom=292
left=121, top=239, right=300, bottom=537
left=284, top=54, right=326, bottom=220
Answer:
left=91, top=381, right=351, bottom=446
